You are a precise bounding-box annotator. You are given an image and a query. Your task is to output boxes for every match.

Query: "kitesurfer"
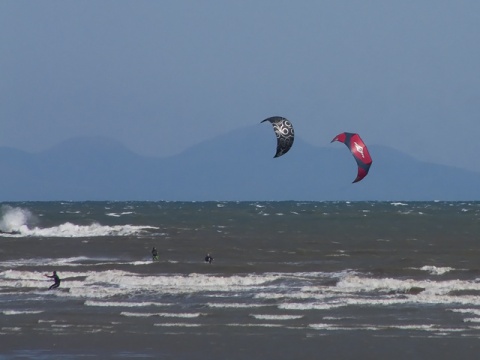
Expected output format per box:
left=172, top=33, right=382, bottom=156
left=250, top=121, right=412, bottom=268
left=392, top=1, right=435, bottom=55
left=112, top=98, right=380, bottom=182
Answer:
left=44, top=271, right=61, bottom=290
left=205, top=253, right=213, bottom=264
left=152, top=247, right=158, bottom=261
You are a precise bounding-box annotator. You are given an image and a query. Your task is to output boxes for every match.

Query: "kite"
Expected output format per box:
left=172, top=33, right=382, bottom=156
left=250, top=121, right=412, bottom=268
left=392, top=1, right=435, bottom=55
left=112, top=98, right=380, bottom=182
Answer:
left=261, top=116, right=294, bottom=158
left=331, top=132, right=372, bottom=183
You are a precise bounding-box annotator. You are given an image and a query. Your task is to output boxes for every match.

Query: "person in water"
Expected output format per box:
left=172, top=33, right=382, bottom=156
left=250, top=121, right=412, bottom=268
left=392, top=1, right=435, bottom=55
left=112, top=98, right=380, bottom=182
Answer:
left=45, top=271, right=61, bottom=290
left=205, top=253, right=213, bottom=264
left=152, top=247, right=159, bottom=261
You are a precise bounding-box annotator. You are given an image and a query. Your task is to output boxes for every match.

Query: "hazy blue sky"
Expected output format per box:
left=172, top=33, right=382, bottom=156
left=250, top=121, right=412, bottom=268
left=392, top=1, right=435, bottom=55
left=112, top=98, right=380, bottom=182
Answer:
left=2, top=1, right=480, bottom=172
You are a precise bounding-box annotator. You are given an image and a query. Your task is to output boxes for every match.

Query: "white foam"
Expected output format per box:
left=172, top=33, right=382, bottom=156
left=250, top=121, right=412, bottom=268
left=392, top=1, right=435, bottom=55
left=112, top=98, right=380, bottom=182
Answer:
left=449, top=308, right=480, bottom=316
left=85, top=301, right=172, bottom=307
left=309, top=323, right=348, bottom=331
left=131, top=261, right=154, bottom=266
left=101, top=272, right=280, bottom=292
left=335, top=274, right=428, bottom=293
left=157, top=313, right=202, bottom=318
left=0, top=270, right=311, bottom=300
left=419, top=265, right=454, bottom=275
left=2, top=310, right=43, bottom=315
left=0, top=206, right=36, bottom=233
left=250, top=314, right=303, bottom=320
left=0, top=257, right=160, bottom=269
left=0, top=269, right=87, bottom=289
left=392, top=324, right=464, bottom=332
left=121, top=312, right=202, bottom=318
left=106, top=212, right=134, bottom=217
left=308, top=323, right=464, bottom=333
left=20, top=223, right=158, bottom=237
left=463, top=318, right=480, bottom=323
left=0, top=204, right=157, bottom=237
left=1, top=327, right=22, bottom=332
left=278, top=303, right=341, bottom=311
left=207, top=303, right=267, bottom=309
left=121, top=312, right=158, bottom=317
left=255, top=290, right=328, bottom=302
left=5, top=269, right=480, bottom=313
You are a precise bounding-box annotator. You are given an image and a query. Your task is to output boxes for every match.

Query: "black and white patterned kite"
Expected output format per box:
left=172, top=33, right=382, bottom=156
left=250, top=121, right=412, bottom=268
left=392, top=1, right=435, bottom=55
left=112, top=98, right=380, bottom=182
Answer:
left=261, top=116, right=295, bottom=158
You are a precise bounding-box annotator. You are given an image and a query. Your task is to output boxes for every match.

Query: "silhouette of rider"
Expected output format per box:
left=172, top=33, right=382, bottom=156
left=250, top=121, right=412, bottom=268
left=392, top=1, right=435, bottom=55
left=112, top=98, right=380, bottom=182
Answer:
left=152, top=247, right=159, bottom=261
left=45, top=271, right=61, bottom=290
left=205, top=253, right=213, bottom=264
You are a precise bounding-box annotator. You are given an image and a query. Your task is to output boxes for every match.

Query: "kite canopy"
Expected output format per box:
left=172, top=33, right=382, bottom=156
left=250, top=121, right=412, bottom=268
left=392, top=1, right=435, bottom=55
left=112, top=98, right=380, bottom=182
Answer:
left=331, top=132, right=372, bottom=183
left=261, top=116, right=294, bottom=158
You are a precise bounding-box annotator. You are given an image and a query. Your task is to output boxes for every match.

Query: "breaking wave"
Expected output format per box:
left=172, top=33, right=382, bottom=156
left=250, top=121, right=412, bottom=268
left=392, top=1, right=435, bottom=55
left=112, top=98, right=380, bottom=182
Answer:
left=0, top=206, right=36, bottom=233
left=0, top=206, right=157, bottom=237
left=19, top=223, right=157, bottom=237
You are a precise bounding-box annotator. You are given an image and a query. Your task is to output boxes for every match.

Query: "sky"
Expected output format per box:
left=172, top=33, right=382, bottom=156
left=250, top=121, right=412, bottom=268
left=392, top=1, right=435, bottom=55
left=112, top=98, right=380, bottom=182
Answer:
left=2, top=1, right=480, bottom=173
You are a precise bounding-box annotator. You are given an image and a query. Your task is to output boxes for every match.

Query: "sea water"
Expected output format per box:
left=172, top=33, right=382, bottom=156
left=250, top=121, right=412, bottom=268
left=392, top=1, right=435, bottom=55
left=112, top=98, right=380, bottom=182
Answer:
left=1, top=201, right=480, bottom=359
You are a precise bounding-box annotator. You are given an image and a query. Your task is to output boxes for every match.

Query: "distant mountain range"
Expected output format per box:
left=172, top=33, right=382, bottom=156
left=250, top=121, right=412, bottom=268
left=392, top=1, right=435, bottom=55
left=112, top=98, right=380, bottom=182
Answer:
left=0, top=125, right=479, bottom=201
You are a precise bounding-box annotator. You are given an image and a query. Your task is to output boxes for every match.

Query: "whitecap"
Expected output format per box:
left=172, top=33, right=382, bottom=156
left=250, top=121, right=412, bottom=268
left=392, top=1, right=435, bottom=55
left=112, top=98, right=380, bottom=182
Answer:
left=0, top=206, right=35, bottom=234
left=419, top=265, right=454, bottom=275
left=207, top=303, right=267, bottom=309
left=278, top=303, right=340, bottom=311
left=106, top=212, right=134, bottom=217
left=1, top=327, right=22, bottom=332
left=131, top=261, right=154, bottom=266
left=449, top=308, right=480, bottom=316
left=2, top=310, right=43, bottom=315
left=250, top=314, right=303, bottom=320
left=120, top=312, right=158, bottom=317
left=464, top=318, right=480, bottom=323
left=84, top=301, right=172, bottom=307
left=121, top=312, right=202, bottom=318
left=19, top=223, right=158, bottom=238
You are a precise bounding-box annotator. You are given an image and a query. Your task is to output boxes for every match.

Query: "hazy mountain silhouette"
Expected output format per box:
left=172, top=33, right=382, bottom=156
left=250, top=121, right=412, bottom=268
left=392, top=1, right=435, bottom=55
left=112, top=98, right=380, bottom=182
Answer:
left=0, top=126, right=479, bottom=201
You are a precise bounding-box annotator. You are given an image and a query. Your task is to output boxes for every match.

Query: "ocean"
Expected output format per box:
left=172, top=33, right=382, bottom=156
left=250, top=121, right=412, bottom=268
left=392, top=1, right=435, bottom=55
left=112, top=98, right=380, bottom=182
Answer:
left=1, top=201, right=480, bottom=359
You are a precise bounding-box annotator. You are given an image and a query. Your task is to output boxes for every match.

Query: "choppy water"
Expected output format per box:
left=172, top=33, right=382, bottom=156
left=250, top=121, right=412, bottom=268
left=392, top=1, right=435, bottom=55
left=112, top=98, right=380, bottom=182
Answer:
left=1, top=201, right=480, bottom=359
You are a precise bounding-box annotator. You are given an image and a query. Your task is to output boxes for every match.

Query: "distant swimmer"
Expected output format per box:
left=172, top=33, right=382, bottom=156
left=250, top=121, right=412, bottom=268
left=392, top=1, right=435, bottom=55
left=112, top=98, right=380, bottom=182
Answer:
left=44, top=271, right=61, bottom=290
left=152, top=247, right=159, bottom=261
left=205, top=253, right=213, bottom=264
